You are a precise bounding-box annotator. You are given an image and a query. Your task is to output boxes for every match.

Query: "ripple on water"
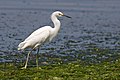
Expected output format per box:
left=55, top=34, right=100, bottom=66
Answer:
left=0, top=0, right=120, bottom=63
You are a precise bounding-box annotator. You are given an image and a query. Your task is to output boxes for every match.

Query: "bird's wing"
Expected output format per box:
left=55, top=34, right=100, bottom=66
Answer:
left=18, top=27, right=51, bottom=50
left=27, top=29, right=50, bottom=48
left=24, top=26, right=51, bottom=41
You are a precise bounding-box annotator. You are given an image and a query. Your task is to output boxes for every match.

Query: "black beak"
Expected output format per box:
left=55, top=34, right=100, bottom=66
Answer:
left=63, top=15, right=71, bottom=18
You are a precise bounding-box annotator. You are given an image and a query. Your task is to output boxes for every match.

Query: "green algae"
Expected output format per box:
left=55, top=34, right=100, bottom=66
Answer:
left=0, top=47, right=120, bottom=80
left=0, top=59, right=120, bottom=80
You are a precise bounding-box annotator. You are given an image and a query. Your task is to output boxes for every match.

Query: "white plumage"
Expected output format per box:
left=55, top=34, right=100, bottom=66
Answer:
left=18, top=11, right=71, bottom=69
left=18, top=26, right=52, bottom=50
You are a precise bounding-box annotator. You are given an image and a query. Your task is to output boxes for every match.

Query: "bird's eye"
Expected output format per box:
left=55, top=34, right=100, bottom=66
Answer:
left=58, top=13, right=61, bottom=15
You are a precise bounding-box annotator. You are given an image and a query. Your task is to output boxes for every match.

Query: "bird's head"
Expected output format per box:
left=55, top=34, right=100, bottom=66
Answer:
left=52, top=11, right=71, bottom=18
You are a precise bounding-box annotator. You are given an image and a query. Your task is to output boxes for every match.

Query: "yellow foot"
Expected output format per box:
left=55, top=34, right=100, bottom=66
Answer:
left=36, top=67, right=42, bottom=70
left=21, top=67, right=27, bottom=69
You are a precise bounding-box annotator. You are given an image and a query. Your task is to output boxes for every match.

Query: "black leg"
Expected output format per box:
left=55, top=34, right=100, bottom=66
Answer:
left=36, top=47, right=39, bottom=68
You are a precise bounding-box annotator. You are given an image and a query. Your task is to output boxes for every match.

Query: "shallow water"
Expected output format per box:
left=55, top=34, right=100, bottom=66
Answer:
left=0, top=0, right=120, bottom=63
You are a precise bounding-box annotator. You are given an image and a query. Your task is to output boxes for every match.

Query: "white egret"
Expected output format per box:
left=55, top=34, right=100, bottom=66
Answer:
left=18, top=11, right=71, bottom=69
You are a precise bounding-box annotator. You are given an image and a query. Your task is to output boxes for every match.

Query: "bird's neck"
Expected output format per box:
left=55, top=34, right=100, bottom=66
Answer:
left=51, top=15, right=61, bottom=33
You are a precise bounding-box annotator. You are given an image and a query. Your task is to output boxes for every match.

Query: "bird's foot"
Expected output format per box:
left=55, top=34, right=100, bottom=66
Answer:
left=36, top=67, right=42, bottom=70
left=21, top=67, right=27, bottom=69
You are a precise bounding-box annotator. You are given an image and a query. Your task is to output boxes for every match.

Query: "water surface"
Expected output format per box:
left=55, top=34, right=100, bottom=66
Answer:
left=0, top=0, right=120, bottom=63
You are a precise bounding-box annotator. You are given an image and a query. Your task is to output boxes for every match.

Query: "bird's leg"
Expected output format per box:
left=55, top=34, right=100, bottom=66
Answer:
left=36, top=47, right=39, bottom=69
left=21, top=50, right=32, bottom=69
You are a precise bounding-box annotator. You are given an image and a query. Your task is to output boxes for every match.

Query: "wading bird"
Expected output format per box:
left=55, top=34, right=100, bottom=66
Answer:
left=18, top=11, right=71, bottom=69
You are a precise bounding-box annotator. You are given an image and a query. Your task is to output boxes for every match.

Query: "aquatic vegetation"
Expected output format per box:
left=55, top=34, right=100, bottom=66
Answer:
left=0, top=58, right=120, bottom=80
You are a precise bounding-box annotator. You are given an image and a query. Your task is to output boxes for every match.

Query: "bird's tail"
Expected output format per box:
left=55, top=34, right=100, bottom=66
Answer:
left=18, top=42, right=26, bottom=50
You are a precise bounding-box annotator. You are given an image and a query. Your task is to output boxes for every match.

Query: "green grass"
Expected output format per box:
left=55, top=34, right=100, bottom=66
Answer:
left=0, top=47, right=120, bottom=80
left=0, top=59, right=120, bottom=80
